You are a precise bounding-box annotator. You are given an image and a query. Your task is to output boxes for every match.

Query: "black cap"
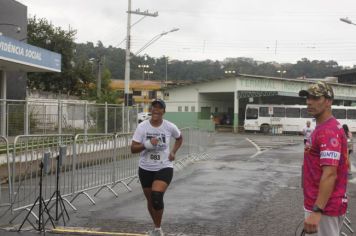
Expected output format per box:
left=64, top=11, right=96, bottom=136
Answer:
left=151, top=99, right=166, bottom=109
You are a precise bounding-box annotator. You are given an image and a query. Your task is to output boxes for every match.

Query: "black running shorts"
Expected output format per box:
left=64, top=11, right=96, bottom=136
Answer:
left=138, top=167, right=173, bottom=188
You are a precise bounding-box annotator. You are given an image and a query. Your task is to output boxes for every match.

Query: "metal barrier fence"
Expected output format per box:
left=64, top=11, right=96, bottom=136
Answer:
left=10, top=134, right=75, bottom=212
left=71, top=133, right=118, bottom=204
left=4, top=99, right=142, bottom=137
left=174, top=128, right=212, bottom=169
left=110, top=133, right=140, bottom=193
left=0, top=128, right=212, bottom=224
left=0, top=136, right=10, bottom=209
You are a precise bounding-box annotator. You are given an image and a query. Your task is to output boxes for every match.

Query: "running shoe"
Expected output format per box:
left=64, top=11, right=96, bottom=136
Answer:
left=148, top=228, right=164, bottom=236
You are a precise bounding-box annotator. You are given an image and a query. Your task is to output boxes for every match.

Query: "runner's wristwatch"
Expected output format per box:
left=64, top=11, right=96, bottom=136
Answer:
left=312, top=205, right=324, bottom=213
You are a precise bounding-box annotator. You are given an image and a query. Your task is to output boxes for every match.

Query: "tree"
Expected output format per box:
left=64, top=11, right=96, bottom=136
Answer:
left=27, top=16, right=78, bottom=95
left=73, top=60, right=96, bottom=97
left=97, top=68, right=122, bottom=104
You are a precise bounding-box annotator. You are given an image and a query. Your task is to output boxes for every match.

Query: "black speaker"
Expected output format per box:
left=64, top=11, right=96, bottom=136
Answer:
left=43, top=152, right=51, bottom=174
left=58, top=146, right=67, bottom=167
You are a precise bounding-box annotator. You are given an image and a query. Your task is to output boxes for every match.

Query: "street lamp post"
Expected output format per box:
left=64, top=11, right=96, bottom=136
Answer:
left=277, top=70, right=286, bottom=79
left=144, top=70, right=153, bottom=80
left=224, top=70, right=236, bottom=76
left=165, top=56, right=168, bottom=85
left=138, top=64, right=149, bottom=80
left=135, top=28, right=180, bottom=55
left=340, top=17, right=356, bottom=26
left=89, top=57, right=103, bottom=98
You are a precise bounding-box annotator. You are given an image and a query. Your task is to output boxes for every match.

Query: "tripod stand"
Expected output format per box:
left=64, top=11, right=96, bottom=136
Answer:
left=46, top=154, right=70, bottom=224
left=18, top=161, right=55, bottom=231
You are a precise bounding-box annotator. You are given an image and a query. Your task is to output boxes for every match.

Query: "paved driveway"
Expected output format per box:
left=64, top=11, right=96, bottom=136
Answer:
left=1, top=133, right=355, bottom=236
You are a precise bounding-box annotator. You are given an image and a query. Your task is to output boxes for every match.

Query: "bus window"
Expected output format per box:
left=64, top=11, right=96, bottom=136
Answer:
left=259, top=107, right=269, bottom=117
left=301, top=108, right=313, bottom=118
left=273, top=107, right=285, bottom=117
left=332, top=109, right=346, bottom=119
left=286, top=108, right=300, bottom=118
left=246, top=108, right=258, bottom=119
left=347, top=109, right=356, bottom=119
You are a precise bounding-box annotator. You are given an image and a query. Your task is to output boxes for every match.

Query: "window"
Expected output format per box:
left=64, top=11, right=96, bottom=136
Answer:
left=246, top=108, right=258, bottom=120
left=184, top=106, right=189, bottom=112
left=259, top=107, right=269, bottom=117
left=301, top=108, right=313, bottom=118
left=164, top=92, right=169, bottom=97
left=332, top=109, right=346, bottom=119
left=273, top=107, right=285, bottom=117
left=347, top=109, right=356, bottom=119
left=191, top=106, right=195, bottom=112
left=200, top=107, right=211, bottom=119
left=286, top=108, right=300, bottom=118
left=133, top=90, right=141, bottom=96
left=148, top=91, right=157, bottom=99
left=178, top=106, right=182, bottom=112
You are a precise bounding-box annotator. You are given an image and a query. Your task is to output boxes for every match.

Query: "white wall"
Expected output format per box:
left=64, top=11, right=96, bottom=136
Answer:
left=165, top=78, right=236, bottom=112
left=165, top=86, right=198, bottom=112
left=194, top=78, right=236, bottom=93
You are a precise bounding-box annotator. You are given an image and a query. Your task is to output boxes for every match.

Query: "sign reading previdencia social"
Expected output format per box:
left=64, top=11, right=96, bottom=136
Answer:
left=0, top=35, right=61, bottom=72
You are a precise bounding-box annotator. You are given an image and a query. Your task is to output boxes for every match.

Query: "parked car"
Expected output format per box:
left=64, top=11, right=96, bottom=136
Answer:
left=138, top=112, right=151, bottom=123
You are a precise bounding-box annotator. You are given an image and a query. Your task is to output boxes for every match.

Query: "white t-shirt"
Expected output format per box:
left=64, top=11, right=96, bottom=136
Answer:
left=302, top=126, right=314, bottom=140
left=132, top=119, right=181, bottom=171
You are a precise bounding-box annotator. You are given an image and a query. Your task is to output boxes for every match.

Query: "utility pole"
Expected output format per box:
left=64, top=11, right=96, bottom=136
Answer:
left=97, top=56, right=103, bottom=98
left=165, top=56, right=168, bottom=85
left=124, top=0, right=158, bottom=106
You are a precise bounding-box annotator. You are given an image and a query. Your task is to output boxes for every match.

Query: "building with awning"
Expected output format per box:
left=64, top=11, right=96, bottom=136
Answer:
left=163, top=74, right=356, bottom=132
left=0, top=0, right=62, bottom=135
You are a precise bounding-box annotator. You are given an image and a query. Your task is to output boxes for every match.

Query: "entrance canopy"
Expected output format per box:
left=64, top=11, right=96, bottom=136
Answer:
left=238, top=90, right=278, bottom=98
left=237, top=74, right=356, bottom=101
left=0, top=34, right=61, bottom=72
left=238, top=90, right=356, bottom=101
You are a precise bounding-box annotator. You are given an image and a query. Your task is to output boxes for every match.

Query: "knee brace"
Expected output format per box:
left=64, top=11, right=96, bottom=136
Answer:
left=151, top=191, right=164, bottom=210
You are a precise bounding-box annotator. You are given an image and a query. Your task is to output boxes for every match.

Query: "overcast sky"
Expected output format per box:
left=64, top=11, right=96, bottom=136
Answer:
left=16, top=0, right=356, bottom=66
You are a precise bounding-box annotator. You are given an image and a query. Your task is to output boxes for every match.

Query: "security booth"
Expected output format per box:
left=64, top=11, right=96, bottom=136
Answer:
left=0, top=34, right=61, bottom=135
left=163, top=74, right=356, bottom=133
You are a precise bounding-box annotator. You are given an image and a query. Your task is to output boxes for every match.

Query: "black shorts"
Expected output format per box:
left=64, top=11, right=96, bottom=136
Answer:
left=138, top=167, right=173, bottom=188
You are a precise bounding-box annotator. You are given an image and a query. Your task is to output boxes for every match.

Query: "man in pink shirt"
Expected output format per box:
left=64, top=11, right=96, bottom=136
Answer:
left=299, top=81, right=348, bottom=235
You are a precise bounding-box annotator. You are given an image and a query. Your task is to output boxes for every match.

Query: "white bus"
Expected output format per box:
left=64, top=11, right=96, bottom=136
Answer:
left=244, top=104, right=356, bottom=133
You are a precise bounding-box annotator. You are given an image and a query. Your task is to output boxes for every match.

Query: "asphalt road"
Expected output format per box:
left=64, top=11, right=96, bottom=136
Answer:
left=1, top=133, right=355, bottom=236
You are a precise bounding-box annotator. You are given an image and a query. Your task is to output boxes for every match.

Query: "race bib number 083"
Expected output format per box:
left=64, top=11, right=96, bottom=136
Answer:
left=150, top=154, right=160, bottom=160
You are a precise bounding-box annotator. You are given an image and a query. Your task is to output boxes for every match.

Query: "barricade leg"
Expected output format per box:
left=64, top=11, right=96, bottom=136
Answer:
left=93, top=185, right=118, bottom=197
left=111, top=178, right=133, bottom=192
left=70, top=192, right=96, bottom=205
left=10, top=207, right=39, bottom=224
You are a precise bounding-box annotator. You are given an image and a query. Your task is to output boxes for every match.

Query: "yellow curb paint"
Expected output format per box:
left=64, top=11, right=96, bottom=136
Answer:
left=50, top=227, right=147, bottom=236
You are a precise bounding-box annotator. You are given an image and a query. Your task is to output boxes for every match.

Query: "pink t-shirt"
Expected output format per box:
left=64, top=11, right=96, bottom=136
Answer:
left=303, top=117, right=348, bottom=216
